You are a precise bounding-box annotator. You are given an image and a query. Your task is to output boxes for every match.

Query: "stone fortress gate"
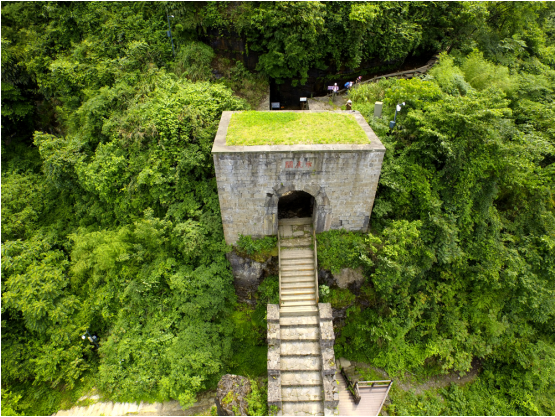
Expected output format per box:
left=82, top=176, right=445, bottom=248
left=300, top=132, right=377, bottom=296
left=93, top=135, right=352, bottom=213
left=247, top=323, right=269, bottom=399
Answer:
left=212, top=110, right=386, bottom=245
left=213, top=111, right=388, bottom=415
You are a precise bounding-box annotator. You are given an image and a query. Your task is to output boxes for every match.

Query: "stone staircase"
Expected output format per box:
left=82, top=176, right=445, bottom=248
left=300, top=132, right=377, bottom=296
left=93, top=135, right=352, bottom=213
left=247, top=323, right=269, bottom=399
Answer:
left=269, top=218, right=338, bottom=416
left=278, top=218, right=318, bottom=317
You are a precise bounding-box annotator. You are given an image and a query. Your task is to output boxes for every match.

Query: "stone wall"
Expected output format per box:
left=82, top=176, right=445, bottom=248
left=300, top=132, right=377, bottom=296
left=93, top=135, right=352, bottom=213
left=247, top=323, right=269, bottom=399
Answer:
left=318, top=303, right=340, bottom=412
left=212, top=111, right=386, bottom=245
left=266, top=304, right=282, bottom=411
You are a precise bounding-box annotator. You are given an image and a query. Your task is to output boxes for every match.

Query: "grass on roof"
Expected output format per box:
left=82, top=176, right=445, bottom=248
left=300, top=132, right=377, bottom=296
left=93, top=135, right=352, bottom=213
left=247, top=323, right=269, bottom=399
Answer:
left=226, top=111, right=369, bottom=145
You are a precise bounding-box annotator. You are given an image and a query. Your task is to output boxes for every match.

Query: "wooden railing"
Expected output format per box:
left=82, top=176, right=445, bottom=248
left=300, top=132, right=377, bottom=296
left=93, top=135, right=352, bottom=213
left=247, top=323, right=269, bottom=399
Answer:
left=359, top=380, right=393, bottom=414
left=326, top=52, right=442, bottom=97
left=341, top=367, right=361, bottom=404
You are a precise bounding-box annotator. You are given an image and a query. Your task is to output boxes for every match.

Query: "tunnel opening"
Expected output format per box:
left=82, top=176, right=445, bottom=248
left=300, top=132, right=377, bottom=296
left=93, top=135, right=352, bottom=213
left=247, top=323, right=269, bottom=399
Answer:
left=278, top=191, right=315, bottom=220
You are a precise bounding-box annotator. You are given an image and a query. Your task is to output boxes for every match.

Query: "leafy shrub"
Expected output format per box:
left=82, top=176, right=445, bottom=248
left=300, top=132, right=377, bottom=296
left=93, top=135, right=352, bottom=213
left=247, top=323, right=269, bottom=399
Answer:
left=321, top=288, right=356, bottom=309
left=316, top=230, right=367, bottom=274
left=228, top=307, right=267, bottom=378
left=461, top=50, right=519, bottom=93
left=173, top=41, right=215, bottom=81
left=245, top=378, right=268, bottom=416
left=236, top=235, right=278, bottom=262
left=429, top=53, right=471, bottom=95
left=319, top=285, right=330, bottom=299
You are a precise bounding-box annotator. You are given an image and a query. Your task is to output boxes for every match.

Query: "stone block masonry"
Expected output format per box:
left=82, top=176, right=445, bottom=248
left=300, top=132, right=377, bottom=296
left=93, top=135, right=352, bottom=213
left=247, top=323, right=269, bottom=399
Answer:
left=212, top=111, right=386, bottom=245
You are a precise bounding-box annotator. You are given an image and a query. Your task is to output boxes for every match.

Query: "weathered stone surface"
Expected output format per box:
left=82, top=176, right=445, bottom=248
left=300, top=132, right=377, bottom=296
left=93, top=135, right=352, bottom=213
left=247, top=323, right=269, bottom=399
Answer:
left=267, top=304, right=280, bottom=322
left=215, top=375, right=251, bottom=416
left=323, top=374, right=340, bottom=408
left=268, top=345, right=281, bottom=375
left=333, top=267, right=365, bottom=290
left=281, top=326, right=319, bottom=341
left=213, top=111, right=386, bottom=245
left=281, top=341, right=320, bottom=356
left=282, top=401, right=323, bottom=416
left=319, top=320, right=335, bottom=349
left=268, top=322, right=280, bottom=347
left=226, top=251, right=268, bottom=304
left=281, top=371, right=322, bottom=386
left=282, top=386, right=323, bottom=401
left=339, top=357, right=351, bottom=369
left=318, top=303, right=333, bottom=321
left=280, top=315, right=319, bottom=326
left=321, top=348, right=337, bottom=375
left=318, top=269, right=336, bottom=287
left=267, top=374, right=282, bottom=406
left=281, top=355, right=321, bottom=371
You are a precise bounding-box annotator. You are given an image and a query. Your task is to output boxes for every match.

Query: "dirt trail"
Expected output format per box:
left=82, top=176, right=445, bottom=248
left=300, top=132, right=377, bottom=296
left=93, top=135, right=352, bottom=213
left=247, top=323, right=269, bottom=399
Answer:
left=53, top=391, right=215, bottom=416
left=350, top=361, right=481, bottom=395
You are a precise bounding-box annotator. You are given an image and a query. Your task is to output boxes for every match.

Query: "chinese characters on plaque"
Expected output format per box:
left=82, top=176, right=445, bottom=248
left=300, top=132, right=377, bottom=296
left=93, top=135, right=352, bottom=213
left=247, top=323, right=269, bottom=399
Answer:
left=282, top=159, right=313, bottom=170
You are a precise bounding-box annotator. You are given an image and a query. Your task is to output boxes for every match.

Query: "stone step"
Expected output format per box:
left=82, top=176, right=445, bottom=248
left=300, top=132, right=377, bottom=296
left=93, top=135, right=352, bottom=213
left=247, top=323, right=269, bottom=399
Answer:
left=281, top=270, right=314, bottom=277
left=280, top=250, right=314, bottom=260
left=280, top=238, right=312, bottom=247
left=280, top=305, right=319, bottom=317
left=281, top=300, right=317, bottom=308
left=280, top=341, right=320, bottom=356
left=281, top=371, right=322, bottom=386
left=281, top=326, right=319, bottom=341
left=282, top=401, right=324, bottom=416
left=280, top=259, right=315, bottom=266
left=281, top=288, right=316, bottom=296
left=281, top=282, right=315, bottom=290
left=279, top=218, right=313, bottom=226
left=281, top=276, right=315, bottom=284
left=282, top=386, right=323, bottom=402
left=280, top=316, right=319, bottom=326
left=281, top=294, right=317, bottom=303
left=281, top=355, right=321, bottom=371
left=281, top=264, right=314, bottom=272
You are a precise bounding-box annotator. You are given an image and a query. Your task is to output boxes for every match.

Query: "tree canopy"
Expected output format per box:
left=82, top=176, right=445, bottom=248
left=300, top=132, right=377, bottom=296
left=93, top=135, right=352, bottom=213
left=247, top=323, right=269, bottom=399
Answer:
left=1, top=1, right=554, bottom=415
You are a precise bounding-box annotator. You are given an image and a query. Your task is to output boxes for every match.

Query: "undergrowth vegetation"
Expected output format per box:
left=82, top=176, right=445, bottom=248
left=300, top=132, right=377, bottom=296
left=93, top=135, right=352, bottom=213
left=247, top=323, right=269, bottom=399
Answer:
left=235, top=235, right=278, bottom=262
left=2, top=2, right=554, bottom=416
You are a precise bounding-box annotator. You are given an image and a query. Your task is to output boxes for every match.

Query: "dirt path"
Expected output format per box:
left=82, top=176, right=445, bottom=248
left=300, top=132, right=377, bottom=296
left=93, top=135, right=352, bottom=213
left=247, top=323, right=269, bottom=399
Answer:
left=54, top=391, right=215, bottom=416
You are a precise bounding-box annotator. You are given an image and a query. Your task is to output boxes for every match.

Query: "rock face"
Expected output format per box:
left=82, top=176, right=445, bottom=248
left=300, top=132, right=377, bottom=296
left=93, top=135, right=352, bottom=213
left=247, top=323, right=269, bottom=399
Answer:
left=319, top=267, right=365, bottom=291
left=318, top=269, right=335, bottom=287
left=215, top=375, right=251, bottom=416
left=334, top=267, right=365, bottom=290
left=226, top=251, right=278, bottom=305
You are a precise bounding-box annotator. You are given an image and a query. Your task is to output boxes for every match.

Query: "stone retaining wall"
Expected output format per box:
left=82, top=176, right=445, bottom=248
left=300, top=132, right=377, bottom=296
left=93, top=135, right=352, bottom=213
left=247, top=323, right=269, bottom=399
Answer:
left=267, top=304, right=282, bottom=411
left=318, top=303, right=340, bottom=411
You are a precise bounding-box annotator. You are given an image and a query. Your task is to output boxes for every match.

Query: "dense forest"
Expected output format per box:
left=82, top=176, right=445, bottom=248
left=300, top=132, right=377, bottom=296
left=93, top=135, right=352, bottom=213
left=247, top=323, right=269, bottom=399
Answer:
left=2, top=2, right=554, bottom=415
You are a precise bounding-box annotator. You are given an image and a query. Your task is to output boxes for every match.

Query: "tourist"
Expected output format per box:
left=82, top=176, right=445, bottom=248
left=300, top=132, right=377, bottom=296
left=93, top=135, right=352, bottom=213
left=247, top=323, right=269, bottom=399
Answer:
left=346, top=99, right=352, bottom=110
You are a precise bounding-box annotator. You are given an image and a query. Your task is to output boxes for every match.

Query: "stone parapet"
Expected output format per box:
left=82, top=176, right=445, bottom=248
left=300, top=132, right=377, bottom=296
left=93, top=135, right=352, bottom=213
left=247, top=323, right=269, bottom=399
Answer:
left=318, top=303, right=339, bottom=413
left=267, top=304, right=280, bottom=323
left=267, top=374, right=282, bottom=410
left=267, top=304, right=282, bottom=412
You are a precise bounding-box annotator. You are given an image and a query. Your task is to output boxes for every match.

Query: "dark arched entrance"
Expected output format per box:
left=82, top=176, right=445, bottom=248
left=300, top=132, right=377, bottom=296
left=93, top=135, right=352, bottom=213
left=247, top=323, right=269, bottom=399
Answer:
left=278, top=191, right=314, bottom=219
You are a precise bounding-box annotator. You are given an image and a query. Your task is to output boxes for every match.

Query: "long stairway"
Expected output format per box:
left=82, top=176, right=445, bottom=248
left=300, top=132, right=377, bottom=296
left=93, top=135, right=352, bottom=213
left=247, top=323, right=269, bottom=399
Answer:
left=278, top=218, right=323, bottom=416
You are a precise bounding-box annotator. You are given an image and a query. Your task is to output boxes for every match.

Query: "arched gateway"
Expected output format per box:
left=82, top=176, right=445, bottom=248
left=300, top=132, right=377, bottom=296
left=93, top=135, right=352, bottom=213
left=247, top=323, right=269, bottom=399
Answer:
left=212, top=110, right=385, bottom=245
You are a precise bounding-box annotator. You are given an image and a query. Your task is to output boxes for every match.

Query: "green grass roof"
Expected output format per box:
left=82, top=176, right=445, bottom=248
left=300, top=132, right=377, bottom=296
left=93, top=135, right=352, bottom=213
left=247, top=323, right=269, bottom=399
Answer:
left=226, top=111, right=369, bottom=146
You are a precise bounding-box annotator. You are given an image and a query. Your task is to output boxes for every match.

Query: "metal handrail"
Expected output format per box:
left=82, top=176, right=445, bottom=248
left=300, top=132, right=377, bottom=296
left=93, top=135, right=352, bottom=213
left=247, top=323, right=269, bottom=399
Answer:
left=278, top=224, right=282, bottom=305
left=313, top=228, right=319, bottom=303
